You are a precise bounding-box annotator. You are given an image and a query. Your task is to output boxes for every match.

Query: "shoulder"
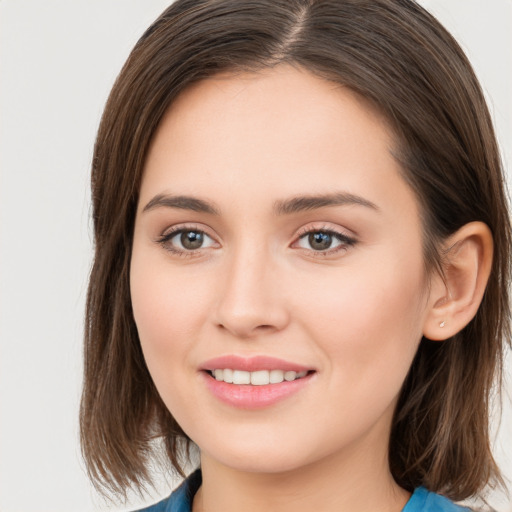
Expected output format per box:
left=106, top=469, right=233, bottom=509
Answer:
left=133, top=470, right=202, bottom=512
left=403, top=487, right=472, bottom=512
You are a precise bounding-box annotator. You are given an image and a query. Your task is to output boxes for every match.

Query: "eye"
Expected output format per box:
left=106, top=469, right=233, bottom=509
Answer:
left=295, top=229, right=356, bottom=254
left=158, top=227, right=217, bottom=254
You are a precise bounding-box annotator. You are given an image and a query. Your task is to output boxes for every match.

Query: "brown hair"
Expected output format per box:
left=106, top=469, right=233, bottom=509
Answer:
left=81, top=0, right=512, bottom=501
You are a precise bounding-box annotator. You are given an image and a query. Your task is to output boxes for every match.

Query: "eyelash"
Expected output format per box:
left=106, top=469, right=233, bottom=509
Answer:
left=157, top=225, right=216, bottom=258
left=156, top=225, right=357, bottom=258
left=294, top=226, right=357, bottom=257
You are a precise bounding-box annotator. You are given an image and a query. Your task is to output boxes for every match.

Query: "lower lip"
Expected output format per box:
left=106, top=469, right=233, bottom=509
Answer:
left=202, top=372, right=313, bottom=409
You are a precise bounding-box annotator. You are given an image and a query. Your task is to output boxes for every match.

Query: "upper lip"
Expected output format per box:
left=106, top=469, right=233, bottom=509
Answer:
left=201, top=355, right=313, bottom=373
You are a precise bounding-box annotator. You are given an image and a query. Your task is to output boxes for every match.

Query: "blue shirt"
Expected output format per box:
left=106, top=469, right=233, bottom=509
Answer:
left=137, top=470, right=470, bottom=512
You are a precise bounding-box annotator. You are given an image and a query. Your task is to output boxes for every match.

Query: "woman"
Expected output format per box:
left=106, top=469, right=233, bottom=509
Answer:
left=80, top=1, right=511, bottom=511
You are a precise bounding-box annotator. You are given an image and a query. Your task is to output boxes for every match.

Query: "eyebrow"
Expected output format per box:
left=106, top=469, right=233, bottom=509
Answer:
left=142, top=194, right=220, bottom=215
left=273, top=192, right=379, bottom=215
left=142, top=191, right=378, bottom=216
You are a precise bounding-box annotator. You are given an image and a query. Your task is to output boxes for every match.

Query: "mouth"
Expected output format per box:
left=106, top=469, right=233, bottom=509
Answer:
left=205, top=368, right=312, bottom=385
left=200, top=356, right=316, bottom=409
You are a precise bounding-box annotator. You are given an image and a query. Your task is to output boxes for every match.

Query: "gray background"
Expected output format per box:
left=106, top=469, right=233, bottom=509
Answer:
left=1, top=1, right=511, bottom=510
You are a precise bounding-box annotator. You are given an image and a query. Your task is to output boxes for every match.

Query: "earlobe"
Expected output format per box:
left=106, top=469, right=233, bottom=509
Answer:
left=422, top=222, right=493, bottom=341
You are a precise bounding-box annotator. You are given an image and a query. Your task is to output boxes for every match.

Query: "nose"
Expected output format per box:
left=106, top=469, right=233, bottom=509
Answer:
left=213, top=245, right=290, bottom=339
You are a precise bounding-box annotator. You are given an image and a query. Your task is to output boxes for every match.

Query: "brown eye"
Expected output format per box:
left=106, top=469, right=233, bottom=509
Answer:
left=159, top=228, right=216, bottom=254
left=295, top=229, right=356, bottom=254
left=308, top=232, right=333, bottom=251
left=181, top=230, right=204, bottom=250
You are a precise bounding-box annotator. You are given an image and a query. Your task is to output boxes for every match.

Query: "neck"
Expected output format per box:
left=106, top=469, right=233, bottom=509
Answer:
left=192, top=436, right=410, bottom=512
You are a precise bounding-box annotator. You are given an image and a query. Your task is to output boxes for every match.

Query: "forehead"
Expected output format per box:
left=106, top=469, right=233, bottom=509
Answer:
left=144, top=66, right=398, bottom=188
left=140, top=65, right=419, bottom=229
left=154, top=65, right=394, bottom=153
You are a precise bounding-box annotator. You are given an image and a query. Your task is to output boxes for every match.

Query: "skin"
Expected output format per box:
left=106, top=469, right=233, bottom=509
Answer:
left=130, top=65, right=491, bottom=512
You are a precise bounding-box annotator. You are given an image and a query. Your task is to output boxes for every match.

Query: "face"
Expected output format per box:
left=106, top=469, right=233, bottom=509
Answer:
left=130, top=66, right=432, bottom=475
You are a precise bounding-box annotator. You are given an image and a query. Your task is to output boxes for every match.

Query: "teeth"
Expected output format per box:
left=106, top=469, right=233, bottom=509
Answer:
left=251, top=370, right=270, bottom=386
left=269, top=369, right=284, bottom=383
left=284, top=371, right=297, bottom=381
left=232, top=370, right=251, bottom=385
left=211, top=369, right=309, bottom=385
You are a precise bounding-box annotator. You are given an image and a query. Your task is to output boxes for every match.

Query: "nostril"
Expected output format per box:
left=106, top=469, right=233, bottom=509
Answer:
left=215, top=321, right=279, bottom=338
left=256, top=324, right=274, bottom=331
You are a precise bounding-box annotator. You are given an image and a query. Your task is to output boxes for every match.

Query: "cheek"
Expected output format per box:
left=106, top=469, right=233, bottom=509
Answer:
left=130, top=252, right=214, bottom=423
left=130, top=248, right=212, bottom=378
left=293, top=253, right=426, bottom=390
left=131, top=275, right=190, bottom=348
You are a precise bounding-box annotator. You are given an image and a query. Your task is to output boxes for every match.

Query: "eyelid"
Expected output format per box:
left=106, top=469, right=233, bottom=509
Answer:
left=159, top=222, right=213, bottom=238
left=156, top=223, right=220, bottom=256
left=154, top=221, right=357, bottom=258
left=292, top=223, right=358, bottom=256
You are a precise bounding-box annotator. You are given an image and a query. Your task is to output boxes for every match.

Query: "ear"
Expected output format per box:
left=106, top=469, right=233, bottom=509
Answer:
left=422, top=221, right=493, bottom=341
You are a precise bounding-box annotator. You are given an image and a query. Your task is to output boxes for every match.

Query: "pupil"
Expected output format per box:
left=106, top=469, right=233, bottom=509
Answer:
left=181, top=231, right=203, bottom=250
left=309, top=232, right=332, bottom=250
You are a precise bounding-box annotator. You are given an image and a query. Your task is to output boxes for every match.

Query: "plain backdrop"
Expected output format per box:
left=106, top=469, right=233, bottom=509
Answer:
left=1, top=1, right=511, bottom=511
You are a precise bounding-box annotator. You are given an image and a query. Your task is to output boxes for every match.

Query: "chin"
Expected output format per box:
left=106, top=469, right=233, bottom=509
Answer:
left=196, top=431, right=323, bottom=475
left=210, top=451, right=309, bottom=475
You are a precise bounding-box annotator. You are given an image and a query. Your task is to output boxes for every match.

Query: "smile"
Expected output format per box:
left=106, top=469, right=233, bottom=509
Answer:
left=200, top=355, right=315, bottom=408
left=209, top=369, right=309, bottom=385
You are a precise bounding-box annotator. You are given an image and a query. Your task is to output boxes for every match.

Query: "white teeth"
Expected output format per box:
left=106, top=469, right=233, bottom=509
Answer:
left=269, top=369, right=284, bottom=383
left=211, top=368, right=309, bottom=385
left=232, top=370, right=251, bottom=385
left=250, top=370, right=270, bottom=386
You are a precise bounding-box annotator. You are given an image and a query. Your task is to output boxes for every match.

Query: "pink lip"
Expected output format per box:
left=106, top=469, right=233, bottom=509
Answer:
left=201, top=355, right=311, bottom=373
left=202, top=372, right=314, bottom=409
left=200, top=355, right=315, bottom=409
